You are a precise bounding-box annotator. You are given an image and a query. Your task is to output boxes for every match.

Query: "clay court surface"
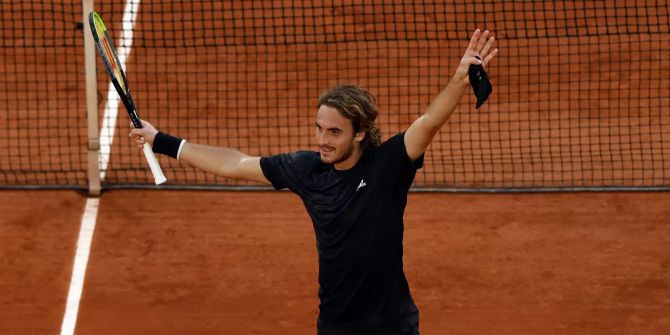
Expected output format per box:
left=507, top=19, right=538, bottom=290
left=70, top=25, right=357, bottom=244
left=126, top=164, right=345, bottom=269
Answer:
left=1, top=190, right=669, bottom=334
left=1, top=1, right=670, bottom=334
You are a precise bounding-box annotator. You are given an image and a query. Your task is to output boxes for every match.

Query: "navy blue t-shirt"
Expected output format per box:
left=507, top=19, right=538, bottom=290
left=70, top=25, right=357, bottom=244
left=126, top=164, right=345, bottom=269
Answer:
left=260, top=132, right=424, bottom=327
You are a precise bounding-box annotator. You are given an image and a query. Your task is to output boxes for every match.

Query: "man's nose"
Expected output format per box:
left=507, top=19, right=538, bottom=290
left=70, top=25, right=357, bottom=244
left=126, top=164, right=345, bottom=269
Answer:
left=317, top=132, right=328, bottom=145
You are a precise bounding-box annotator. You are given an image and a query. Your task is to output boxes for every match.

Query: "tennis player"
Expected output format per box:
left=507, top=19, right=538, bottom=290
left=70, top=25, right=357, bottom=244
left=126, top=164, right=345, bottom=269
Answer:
left=130, top=29, right=497, bottom=335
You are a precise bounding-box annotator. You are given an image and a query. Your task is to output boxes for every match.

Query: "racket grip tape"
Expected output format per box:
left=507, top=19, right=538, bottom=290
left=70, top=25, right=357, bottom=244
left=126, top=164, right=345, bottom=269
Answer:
left=142, top=143, right=167, bottom=185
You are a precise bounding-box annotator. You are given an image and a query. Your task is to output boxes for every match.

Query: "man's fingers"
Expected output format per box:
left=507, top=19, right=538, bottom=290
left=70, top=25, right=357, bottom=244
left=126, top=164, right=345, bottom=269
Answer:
left=479, top=37, right=495, bottom=58
left=131, top=132, right=146, bottom=150
left=129, top=128, right=144, bottom=139
left=483, top=48, right=499, bottom=67
left=128, top=120, right=154, bottom=150
left=475, top=30, right=490, bottom=54
left=461, top=56, right=483, bottom=66
left=466, top=29, right=481, bottom=52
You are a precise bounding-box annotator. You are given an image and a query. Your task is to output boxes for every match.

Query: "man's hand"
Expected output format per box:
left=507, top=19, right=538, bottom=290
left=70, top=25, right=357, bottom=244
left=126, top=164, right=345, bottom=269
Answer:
left=454, top=29, right=498, bottom=85
left=129, top=119, right=159, bottom=150
left=404, top=28, right=499, bottom=161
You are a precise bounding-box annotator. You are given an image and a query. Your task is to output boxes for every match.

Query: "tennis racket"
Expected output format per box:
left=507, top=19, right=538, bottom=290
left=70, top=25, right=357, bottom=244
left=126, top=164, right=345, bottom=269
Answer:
left=88, top=12, right=167, bottom=185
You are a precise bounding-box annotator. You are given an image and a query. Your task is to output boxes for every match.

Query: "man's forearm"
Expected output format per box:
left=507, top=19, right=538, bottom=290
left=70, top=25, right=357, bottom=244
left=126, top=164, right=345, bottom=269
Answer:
left=179, top=142, right=249, bottom=179
left=422, top=74, right=470, bottom=130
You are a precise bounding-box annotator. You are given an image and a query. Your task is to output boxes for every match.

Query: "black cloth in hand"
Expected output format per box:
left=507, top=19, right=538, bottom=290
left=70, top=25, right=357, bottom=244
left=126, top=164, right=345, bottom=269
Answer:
left=468, top=56, right=493, bottom=108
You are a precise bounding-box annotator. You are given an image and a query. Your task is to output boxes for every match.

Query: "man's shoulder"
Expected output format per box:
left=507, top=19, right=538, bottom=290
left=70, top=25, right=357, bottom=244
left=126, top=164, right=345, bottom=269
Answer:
left=261, top=150, right=319, bottom=169
left=268, top=150, right=321, bottom=171
left=260, top=150, right=322, bottom=191
left=368, top=131, right=423, bottom=172
left=291, top=150, right=320, bottom=165
left=374, top=132, right=405, bottom=153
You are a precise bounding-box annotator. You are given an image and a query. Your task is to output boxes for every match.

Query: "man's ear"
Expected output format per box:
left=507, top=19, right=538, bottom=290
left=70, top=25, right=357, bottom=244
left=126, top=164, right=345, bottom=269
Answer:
left=354, top=131, right=366, bottom=143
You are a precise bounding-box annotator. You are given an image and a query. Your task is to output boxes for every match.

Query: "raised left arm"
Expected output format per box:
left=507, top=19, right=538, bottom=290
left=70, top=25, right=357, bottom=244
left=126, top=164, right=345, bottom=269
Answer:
left=405, top=29, right=498, bottom=161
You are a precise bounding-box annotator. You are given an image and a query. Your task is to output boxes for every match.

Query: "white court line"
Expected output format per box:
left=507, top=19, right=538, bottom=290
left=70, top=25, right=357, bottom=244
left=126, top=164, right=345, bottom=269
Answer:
left=99, top=0, right=141, bottom=180
left=60, top=2, right=141, bottom=333
left=60, top=198, right=99, bottom=335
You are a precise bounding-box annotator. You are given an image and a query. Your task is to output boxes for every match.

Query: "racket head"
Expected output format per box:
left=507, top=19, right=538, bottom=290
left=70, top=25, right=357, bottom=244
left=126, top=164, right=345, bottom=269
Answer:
left=89, top=12, right=141, bottom=128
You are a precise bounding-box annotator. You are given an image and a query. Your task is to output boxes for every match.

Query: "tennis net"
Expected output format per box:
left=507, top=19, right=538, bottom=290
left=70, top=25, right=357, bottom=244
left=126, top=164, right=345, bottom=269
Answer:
left=2, top=1, right=669, bottom=190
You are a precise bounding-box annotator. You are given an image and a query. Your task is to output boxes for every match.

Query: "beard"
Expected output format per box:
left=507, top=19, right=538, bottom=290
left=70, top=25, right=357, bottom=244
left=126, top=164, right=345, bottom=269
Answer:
left=320, top=140, right=356, bottom=165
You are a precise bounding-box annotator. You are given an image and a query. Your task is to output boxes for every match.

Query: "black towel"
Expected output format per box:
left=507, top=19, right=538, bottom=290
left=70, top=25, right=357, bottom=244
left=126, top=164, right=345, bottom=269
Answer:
left=468, top=56, right=493, bottom=108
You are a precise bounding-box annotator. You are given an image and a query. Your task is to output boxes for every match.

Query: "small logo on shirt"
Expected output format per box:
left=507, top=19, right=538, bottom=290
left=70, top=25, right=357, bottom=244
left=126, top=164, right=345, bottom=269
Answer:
left=356, top=179, right=367, bottom=191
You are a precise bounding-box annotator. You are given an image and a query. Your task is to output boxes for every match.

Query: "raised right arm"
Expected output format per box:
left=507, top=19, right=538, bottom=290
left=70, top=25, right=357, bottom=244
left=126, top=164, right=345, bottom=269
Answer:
left=129, top=119, right=269, bottom=184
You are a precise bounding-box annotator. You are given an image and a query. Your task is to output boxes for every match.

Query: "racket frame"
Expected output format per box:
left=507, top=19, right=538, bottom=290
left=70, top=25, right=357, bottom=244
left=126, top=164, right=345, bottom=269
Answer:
left=88, top=12, right=166, bottom=185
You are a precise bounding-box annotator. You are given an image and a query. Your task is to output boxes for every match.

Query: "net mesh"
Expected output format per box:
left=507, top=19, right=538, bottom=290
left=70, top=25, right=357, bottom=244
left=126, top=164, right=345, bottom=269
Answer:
left=2, top=1, right=669, bottom=190
left=0, top=1, right=88, bottom=186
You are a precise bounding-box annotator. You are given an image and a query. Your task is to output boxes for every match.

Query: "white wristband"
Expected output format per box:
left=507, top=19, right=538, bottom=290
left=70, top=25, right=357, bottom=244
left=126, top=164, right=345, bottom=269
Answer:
left=176, top=139, right=186, bottom=160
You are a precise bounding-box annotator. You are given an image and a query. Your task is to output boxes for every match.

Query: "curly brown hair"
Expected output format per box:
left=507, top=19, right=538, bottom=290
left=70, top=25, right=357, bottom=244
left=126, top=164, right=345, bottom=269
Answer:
left=317, top=85, right=382, bottom=150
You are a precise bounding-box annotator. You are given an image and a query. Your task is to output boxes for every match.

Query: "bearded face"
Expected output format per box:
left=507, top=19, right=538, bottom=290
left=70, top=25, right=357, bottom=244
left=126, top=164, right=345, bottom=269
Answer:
left=315, top=105, right=365, bottom=168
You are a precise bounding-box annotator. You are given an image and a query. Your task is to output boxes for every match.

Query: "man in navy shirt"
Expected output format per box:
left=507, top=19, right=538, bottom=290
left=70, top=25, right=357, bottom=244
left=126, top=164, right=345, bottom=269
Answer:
left=131, top=29, right=497, bottom=334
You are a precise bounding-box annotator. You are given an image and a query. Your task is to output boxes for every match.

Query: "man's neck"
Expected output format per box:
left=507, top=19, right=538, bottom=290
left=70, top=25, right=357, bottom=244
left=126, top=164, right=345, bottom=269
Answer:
left=333, top=146, right=364, bottom=171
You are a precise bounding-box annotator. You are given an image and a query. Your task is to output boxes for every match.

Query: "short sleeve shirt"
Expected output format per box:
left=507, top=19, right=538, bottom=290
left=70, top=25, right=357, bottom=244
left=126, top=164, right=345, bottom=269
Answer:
left=260, top=132, right=423, bottom=326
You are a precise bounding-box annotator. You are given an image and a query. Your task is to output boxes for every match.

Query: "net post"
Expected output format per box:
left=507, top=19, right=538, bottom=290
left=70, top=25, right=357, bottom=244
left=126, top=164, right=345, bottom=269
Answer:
left=83, top=0, right=101, bottom=196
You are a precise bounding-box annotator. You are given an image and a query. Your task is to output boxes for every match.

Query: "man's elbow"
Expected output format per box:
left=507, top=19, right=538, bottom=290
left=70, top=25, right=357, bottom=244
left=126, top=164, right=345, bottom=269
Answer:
left=227, top=156, right=265, bottom=183
left=218, top=160, right=244, bottom=180
left=419, top=114, right=442, bottom=135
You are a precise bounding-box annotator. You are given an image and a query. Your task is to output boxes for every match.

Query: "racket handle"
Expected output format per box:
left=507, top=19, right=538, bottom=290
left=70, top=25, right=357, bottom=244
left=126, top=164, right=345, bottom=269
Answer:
left=142, top=142, right=167, bottom=185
